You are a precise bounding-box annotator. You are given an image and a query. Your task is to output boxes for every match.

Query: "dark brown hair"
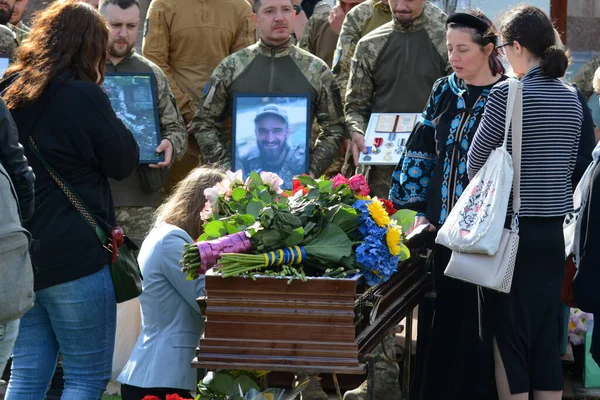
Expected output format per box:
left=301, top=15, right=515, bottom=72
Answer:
left=447, top=10, right=505, bottom=76
left=2, top=0, right=109, bottom=109
left=156, top=168, right=226, bottom=241
left=501, top=5, right=568, bottom=78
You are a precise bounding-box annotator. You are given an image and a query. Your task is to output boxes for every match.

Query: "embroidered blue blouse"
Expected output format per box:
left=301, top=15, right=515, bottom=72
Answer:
left=389, top=73, right=507, bottom=226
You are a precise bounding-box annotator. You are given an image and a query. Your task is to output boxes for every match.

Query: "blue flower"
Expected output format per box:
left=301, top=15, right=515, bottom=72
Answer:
left=456, top=184, right=464, bottom=197
left=458, top=161, right=466, bottom=174
left=356, top=233, right=400, bottom=286
left=420, top=177, right=430, bottom=187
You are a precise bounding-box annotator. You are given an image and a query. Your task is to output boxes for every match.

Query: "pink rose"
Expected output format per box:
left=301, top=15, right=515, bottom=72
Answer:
left=331, top=173, right=349, bottom=189
left=348, top=174, right=370, bottom=196
left=259, top=171, right=284, bottom=193
left=226, top=170, right=244, bottom=185
left=204, top=179, right=230, bottom=207
left=200, top=201, right=213, bottom=222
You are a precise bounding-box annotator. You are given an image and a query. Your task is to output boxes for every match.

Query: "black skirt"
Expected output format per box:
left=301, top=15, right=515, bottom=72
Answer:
left=485, top=217, right=565, bottom=393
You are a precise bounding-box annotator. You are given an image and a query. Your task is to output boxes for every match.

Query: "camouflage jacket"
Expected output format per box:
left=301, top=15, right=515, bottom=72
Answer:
left=192, top=38, right=345, bottom=177
left=331, top=0, right=391, bottom=100
left=8, top=21, right=29, bottom=46
left=572, top=54, right=600, bottom=101
left=345, top=3, right=450, bottom=137
left=106, top=51, right=188, bottom=208
left=298, top=10, right=338, bottom=68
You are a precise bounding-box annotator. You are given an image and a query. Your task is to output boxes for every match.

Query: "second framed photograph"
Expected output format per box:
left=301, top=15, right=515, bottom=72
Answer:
left=103, top=72, right=163, bottom=164
left=232, top=94, right=311, bottom=190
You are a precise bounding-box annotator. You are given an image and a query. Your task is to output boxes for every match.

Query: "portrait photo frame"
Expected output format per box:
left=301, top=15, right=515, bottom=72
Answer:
left=232, top=93, right=311, bottom=190
left=103, top=72, right=163, bottom=164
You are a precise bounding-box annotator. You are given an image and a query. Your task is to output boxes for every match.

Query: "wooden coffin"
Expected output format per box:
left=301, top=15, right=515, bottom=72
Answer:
left=193, top=251, right=429, bottom=374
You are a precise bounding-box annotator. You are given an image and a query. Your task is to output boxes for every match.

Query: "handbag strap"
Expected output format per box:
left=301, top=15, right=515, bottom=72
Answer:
left=27, top=136, right=110, bottom=247
left=505, top=78, right=523, bottom=218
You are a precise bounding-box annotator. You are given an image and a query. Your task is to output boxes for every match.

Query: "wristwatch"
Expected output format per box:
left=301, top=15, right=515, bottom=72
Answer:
left=293, top=5, right=303, bottom=15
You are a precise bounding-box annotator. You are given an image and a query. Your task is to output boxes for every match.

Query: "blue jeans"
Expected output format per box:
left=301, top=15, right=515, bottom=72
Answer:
left=6, top=266, right=116, bottom=400
left=0, top=319, right=19, bottom=373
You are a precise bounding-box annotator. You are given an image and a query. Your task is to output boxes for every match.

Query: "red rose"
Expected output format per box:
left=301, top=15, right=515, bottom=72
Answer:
left=292, top=178, right=309, bottom=195
left=348, top=174, right=370, bottom=196
left=380, top=199, right=397, bottom=216
left=331, top=173, right=349, bottom=189
left=141, top=396, right=160, bottom=400
left=166, top=394, right=193, bottom=400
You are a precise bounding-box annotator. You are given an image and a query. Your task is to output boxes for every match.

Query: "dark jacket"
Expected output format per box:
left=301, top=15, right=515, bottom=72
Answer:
left=4, top=70, right=139, bottom=290
left=575, top=159, right=600, bottom=365
left=0, top=97, right=34, bottom=220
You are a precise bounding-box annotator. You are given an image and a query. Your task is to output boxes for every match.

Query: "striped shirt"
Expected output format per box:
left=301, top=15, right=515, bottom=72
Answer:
left=467, top=67, right=583, bottom=217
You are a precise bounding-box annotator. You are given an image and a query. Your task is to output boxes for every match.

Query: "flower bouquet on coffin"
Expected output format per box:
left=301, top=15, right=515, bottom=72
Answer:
left=180, top=171, right=411, bottom=286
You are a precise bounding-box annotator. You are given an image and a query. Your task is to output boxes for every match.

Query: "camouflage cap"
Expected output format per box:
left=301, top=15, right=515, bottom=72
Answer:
left=254, top=103, right=289, bottom=124
left=0, top=25, right=15, bottom=55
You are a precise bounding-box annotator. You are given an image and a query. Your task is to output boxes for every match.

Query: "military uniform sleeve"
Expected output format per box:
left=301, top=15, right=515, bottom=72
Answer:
left=389, top=79, right=444, bottom=213
left=331, top=8, right=362, bottom=101
left=191, top=61, right=233, bottom=170
left=344, top=41, right=373, bottom=137
left=152, top=66, right=188, bottom=162
left=311, top=68, right=346, bottom=177
left=572, top=55, right=600, bottom=101
left=298, top=15, right=317, bottom=54
left=230, top=1, right=255, bottom=53
left=142, top=0, right=196, bottom=124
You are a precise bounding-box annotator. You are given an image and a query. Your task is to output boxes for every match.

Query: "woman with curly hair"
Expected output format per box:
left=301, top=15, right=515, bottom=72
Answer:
left=3, top=0, right=139, bottom=398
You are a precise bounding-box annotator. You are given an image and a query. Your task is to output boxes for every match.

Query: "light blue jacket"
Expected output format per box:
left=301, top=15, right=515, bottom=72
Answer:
left=118, top=222, right=205, bottom=391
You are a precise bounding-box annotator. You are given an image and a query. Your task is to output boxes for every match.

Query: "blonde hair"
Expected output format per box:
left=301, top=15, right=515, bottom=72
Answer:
left=156, top=168, right=225, bottom=240
left=593, top=67, right=600, bottom=95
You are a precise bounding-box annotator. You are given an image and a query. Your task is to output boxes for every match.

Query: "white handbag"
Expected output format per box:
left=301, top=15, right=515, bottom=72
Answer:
left=435, top=78, right=522, bottom=256
left=443, top=78, right=523, bottom=293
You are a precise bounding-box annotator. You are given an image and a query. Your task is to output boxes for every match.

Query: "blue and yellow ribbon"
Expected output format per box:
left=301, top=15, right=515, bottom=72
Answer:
left=263, top=246, right=306, bottom=267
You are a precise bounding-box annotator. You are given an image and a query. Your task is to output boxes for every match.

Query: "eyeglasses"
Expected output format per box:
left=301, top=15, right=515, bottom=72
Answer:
left=496, top=43, right=512, bottom=56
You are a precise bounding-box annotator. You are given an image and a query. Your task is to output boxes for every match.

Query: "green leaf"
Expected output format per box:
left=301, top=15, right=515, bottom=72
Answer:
left=331, top=206, right=359, bottom=232
left=197, top=232, right=209, bottom=241
left=232, top=375, right=260, bottom=394
left=204, top=221, right=227, bottom=239
left=307, top=188, right=321, bottom=199
left=261, top=230, right=282, bottom=248
left=231, top=187, right=246, bottom=202
left=249, top=171, right=263, bottom=187
left=391, top=209, right=417, bottom=233
left=246, top=199, right=263, bottom=218
left=296, top=175, right=318, bottom=188
left=225, top=222, right=239, bottom=234
left=304, top=223, right=353, bottom=263
left=237, top=214, right=256, bottom=226
left=284, top=227, right=305, bottom=247
left=212, top=372, right=235, bottom=396
left=318, top=179, right=333, bottom=193
left=399, top=244, right=411, bottom=262
left=258, top=189, right=272, bottom=204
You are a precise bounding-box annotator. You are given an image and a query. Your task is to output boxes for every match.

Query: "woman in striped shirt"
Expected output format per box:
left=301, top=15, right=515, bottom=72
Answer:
left=467, top=6, right=581, bottom=400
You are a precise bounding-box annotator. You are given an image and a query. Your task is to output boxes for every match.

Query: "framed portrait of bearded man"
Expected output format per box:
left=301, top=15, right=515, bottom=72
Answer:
left=232, top=94, right=311, bottom=190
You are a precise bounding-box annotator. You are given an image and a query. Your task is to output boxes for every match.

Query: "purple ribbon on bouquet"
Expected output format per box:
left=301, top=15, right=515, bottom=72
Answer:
left=196, top=231, right=252, bottom=275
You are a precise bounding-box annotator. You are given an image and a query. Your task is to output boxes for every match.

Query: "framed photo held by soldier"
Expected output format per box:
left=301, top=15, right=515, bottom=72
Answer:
left=359, top=113, right=420, bottom=166
left=232, top=94, right=311, bottom=190
left=102, top=72, right=164, bottom=164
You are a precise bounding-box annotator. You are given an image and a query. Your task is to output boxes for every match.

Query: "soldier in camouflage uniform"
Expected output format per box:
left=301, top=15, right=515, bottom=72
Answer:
left=331, top=0, right=391, bottom=100
left=192, top=0, right=345, bottom=186
left=345, top=0, right=449, bottom=199
left=329, top=0, right=391, bottom=177
left=8, top=0, right=30, bottom=45
left=100, top=0, right=188, bottom=247
left=572, top=54, right=600, bottom=101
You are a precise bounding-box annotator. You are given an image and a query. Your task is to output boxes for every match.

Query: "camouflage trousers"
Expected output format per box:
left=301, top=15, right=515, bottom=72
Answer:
left=115, top=206, right=157, bottom=249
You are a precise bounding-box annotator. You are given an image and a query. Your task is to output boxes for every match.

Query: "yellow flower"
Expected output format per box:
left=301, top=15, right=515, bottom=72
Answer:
left=355, top=195, right=371, bottom=200
left=386, top=223, right=403, bottom=256
left=367, top=199, right=390, bottom=227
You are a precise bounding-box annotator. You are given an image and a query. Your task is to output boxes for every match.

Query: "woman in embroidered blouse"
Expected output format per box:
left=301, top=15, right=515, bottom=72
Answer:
left=389, top=11, right=506, bottom=399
